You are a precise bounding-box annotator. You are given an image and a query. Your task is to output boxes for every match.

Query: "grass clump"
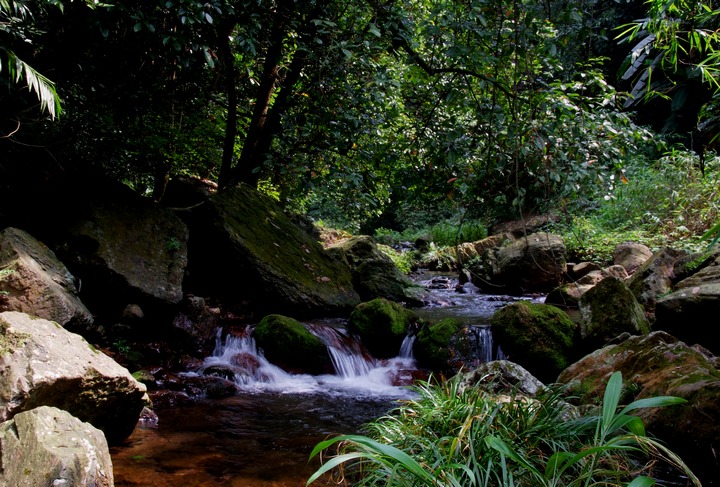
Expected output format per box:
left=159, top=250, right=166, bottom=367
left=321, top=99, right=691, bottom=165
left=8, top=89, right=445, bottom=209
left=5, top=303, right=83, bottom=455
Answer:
left=307, top=371, right=699, bottom=486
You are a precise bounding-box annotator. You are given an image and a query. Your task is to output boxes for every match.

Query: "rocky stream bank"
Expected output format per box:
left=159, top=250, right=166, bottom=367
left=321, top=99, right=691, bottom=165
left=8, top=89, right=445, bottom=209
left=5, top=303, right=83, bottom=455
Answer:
left=1, top=172, right=719, bottom=485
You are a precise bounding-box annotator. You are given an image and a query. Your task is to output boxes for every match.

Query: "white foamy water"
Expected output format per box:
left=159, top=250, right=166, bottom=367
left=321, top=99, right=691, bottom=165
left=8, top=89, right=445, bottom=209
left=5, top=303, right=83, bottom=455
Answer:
left=198, top=326, right=417, bottom=399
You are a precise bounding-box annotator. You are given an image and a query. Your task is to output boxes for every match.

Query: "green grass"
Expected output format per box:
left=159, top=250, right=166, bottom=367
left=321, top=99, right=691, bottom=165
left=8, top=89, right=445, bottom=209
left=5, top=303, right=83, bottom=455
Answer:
left=307, top=372, right=699, bottom=486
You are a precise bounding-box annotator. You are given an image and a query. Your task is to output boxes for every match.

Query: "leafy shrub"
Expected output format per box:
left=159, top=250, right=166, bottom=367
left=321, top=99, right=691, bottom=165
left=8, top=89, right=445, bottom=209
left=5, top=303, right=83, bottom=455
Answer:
left=307, top=372, right=699, bottom=486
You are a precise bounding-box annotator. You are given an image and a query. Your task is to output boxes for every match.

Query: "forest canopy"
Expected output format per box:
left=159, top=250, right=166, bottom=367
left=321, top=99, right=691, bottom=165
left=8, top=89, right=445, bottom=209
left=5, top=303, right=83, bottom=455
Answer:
left=2, top=0, right=719, bottom=247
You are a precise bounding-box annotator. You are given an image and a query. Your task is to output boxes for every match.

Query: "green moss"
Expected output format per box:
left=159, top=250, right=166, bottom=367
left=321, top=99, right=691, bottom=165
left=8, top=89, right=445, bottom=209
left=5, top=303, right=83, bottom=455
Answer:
left=491, top=301, right=577, bottom=383
left=348, top=298, right=417, bottom=359
left=0, top=319, right=31, bottom=355
left=254, top=314, right=331, bottom=374
left=415, top=318, right=462, bottom=372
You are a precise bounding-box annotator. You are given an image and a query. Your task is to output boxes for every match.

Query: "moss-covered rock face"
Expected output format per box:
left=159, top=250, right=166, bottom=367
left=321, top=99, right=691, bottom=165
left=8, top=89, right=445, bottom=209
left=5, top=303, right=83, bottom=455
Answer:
left=557, top=331, right=720, bottom=485
left=578, top=276, right=650, bottom=353
left=329, top=236, right=428, bottom=306
left=348, top=298, right=417, bottom=359
left=253, top=314, right=332, bottom=375
left=490, top=301, right=577, bottom=384
left=187, top=184, right=360, bottom=316
left=414, top=318, right=461, bottom=374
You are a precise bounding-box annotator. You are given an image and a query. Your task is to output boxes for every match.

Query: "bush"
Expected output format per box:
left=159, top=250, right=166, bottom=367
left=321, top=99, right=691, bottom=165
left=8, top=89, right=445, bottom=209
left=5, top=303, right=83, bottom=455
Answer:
left=307, top=372, right=699, bottom=486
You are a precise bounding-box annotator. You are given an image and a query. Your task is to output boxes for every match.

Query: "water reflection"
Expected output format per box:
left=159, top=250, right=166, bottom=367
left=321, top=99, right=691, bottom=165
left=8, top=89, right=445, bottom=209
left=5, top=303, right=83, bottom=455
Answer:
left=112, top=392, right=399, bottom=486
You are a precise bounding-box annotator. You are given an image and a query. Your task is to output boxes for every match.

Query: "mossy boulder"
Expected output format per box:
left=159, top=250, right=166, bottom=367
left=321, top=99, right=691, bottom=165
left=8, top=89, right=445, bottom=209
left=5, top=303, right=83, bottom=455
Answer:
left=328, top=236, right=428, bottom=306
left=490, top=301, right=578, bottom=383
left=470, top=233, right=566, bottom=294
left=414, top=318, right=462, bottom=374
left=557, top=331, right=720, bottom=485
left=253, top=314, right=332, bottom=374
left=348, top=298, right=418, bottom=359
left=186, top=184, right=360, bottom=316
left=578, top=276, right=650, bottom=353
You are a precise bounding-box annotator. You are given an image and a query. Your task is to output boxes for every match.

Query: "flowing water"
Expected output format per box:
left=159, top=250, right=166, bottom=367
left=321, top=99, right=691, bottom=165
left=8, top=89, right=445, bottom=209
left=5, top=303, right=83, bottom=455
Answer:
left=111, top=273, right=538, bottom=486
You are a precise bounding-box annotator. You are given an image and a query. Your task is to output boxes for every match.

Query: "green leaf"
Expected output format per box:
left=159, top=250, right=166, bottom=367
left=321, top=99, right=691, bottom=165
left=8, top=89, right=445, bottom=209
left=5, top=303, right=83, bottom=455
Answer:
left=627, top=476, right=655, bottom=487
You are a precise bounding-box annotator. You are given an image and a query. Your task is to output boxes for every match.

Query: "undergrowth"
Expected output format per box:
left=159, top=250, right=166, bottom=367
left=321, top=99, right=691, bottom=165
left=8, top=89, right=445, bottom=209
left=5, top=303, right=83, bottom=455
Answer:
left=307, top=372, right=699, bottom=487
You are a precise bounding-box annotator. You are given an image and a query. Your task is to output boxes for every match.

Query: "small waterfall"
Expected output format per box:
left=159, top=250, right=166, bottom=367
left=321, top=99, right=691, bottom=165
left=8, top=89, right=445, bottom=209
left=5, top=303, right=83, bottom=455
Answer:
left=470, top=325, right=504, bottom=364
left=399, top=334, right=416, bottom=359
left=305, top=323, right=375, bottom=378
left=198, top=324, right=415, bottom=398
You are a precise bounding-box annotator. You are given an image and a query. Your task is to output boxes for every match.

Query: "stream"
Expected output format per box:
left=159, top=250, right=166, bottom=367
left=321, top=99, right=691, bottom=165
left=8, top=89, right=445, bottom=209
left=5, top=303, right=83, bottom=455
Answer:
left=110, top=273, right=542, bottom=486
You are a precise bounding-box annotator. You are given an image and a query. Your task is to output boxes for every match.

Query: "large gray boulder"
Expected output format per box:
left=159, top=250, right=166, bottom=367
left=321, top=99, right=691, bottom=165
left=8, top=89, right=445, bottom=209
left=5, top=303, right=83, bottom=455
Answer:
left=0, top=227, right=92, bottom=328
left=0, top=406, right=114, bottom=487
left=459, top=360, right=545, bottom=397
left=557, top=331, right=720, bottom=484
left=6, top=173, right=189, bottom=313
left=0, top=311, right=147, bottom=443
left=56, top=196, right=188, bottom=307
left=187, top=184, right=361, bottom=316
left=471, top=233, right=566, bottom=294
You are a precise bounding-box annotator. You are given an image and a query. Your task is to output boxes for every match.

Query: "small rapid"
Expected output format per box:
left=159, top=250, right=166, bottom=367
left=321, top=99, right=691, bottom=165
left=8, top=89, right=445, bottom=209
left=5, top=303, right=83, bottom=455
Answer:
left=196, top=324, right=417, bottom=399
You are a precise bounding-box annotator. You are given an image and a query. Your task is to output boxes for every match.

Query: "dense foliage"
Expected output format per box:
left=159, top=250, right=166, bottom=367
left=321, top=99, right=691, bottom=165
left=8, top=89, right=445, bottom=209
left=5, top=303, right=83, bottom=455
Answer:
left=1, top=0, right=719, bottom=245
left=307, top=372, right=700, bottom=486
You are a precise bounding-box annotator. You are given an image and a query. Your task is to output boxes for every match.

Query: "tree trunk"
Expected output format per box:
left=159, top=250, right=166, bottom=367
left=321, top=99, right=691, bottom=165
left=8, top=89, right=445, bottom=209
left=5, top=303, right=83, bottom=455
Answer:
left=232, top=1, right=292, bottom=188
left=218, top=20, right=239, bottom=189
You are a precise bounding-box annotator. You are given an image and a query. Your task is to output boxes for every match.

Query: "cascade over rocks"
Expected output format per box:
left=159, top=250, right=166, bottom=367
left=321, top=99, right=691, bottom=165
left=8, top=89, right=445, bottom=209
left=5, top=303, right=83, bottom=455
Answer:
left=0, top=227, right=93, bottom=329
left=470, top=232, right=566, bottom=294
left=557, top=331, right=720, bottom=482
left=0, top=311, right=147, bottom=444
left=185, top=183, right=360, bottom=316
left=327, top=235, right=428, bottom=305
left=490, top=301, right=577, bottom=383
left=0, top=406, right=114, bottom=487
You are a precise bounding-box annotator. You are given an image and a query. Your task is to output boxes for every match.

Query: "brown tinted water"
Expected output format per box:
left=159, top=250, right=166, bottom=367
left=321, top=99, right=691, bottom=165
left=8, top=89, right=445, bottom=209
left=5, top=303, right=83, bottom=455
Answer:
left=111, top=392, right=399, bottom=486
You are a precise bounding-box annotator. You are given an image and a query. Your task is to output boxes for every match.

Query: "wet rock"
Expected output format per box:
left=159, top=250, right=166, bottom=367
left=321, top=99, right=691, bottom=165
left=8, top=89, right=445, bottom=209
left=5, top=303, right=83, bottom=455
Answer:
left=0, top=227, right=93, bottom=329
left=490, top=301, right=578, bottom=383
left=578, top=276, right=649, bottom=353
left=414, top=318, right=462, bottom=373
left=329, top=235, right=428, bottom=305
left=626, top=247, right=686, bottom=321
left=569, top=261, right=601, bottom=280
left=545, top=282, right=594, bottom=309
left=253, top=314, right=333, bottom=374
left=557, top=331, right=720, bottom=484
left=0, top=311, right=147, bottom=444
left=0, top=406, right=113, bottom=487
left=186, top=183, right=360, bottom=316
left=459, top=360, right=545, bottom=396
left=656, top=282, right=720, bottom=355
left=348, top=298, right=418, bottom=359
left=470, top=233, right=567, bottom=294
